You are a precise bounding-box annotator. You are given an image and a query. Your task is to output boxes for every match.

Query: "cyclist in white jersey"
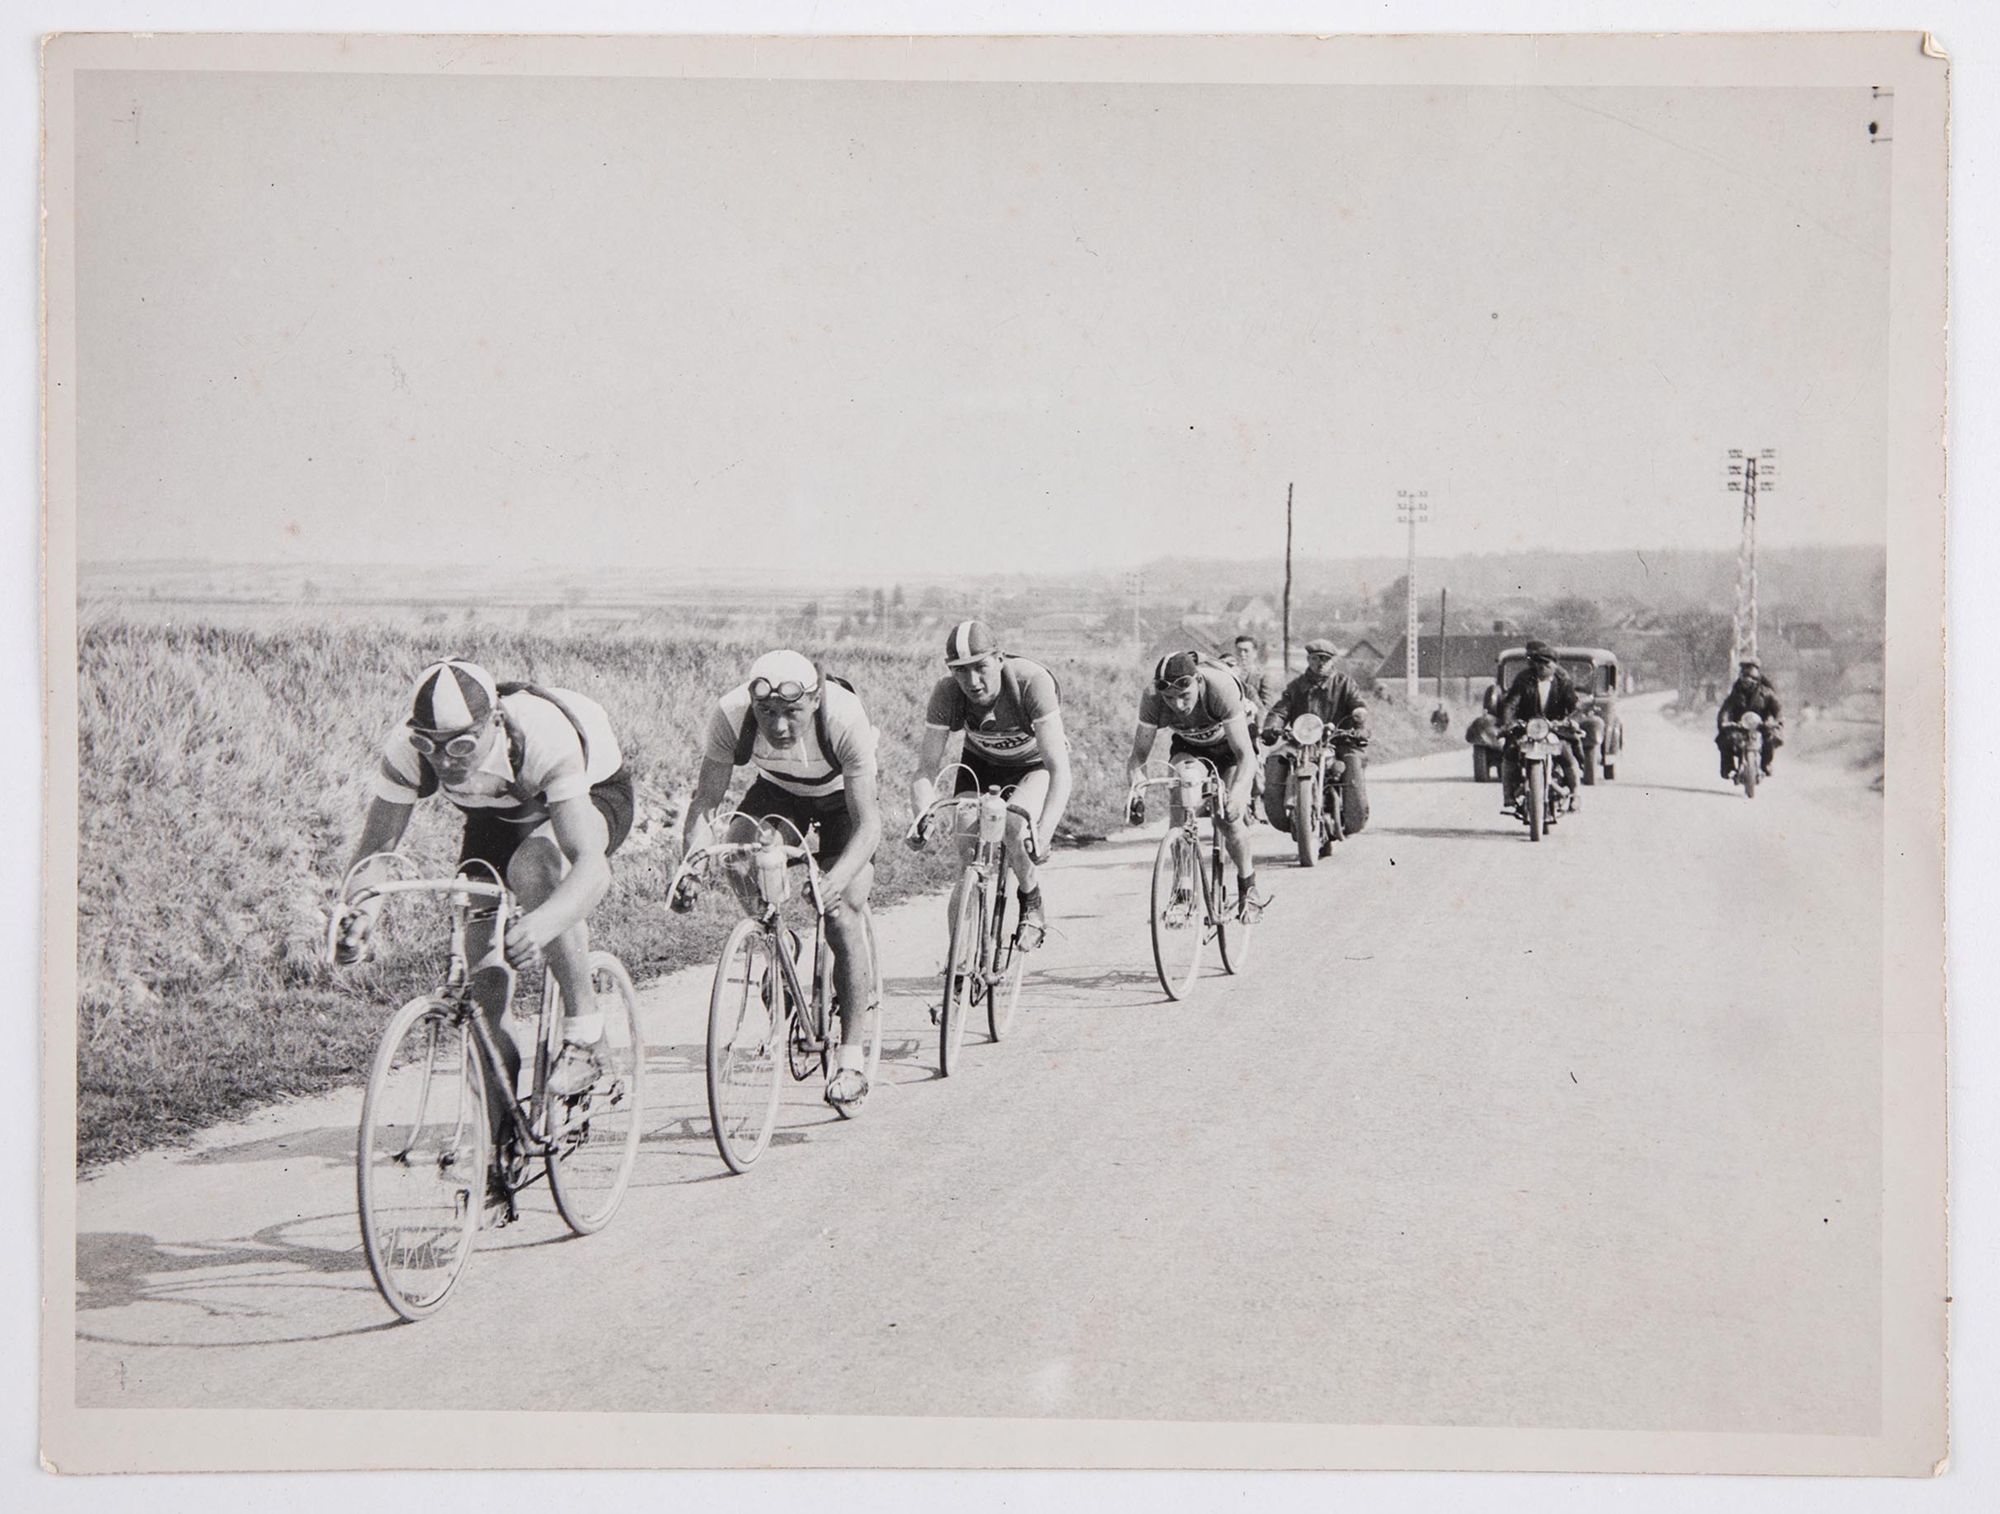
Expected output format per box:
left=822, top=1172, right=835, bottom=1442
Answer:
left=334, top=660, right=634, bottom=1204
left=677, top=649, right=884, bottom=1111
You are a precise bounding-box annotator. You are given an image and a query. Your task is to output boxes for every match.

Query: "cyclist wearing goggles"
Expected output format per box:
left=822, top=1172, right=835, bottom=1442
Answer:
left=1126, top=651, right=1269, bottom=915
left=683, top=649, right=883, bottom=1111
left=336, top=659, right=635, bottom=1160
left=910, top=619, right=1072, bottom=948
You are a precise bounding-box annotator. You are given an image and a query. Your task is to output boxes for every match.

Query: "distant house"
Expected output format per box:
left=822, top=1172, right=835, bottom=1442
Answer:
left=1340, top=637, right=1385, bottom=668
left=1141, top=614, right=1234, bottom=669
left=1373, top=632, right=1519, bottom=696
left=1223, top=595, right=1279, bottom=633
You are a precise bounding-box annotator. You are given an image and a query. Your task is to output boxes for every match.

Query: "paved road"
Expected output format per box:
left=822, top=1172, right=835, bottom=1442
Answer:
left=72, top=694, right=1883, bottom=1434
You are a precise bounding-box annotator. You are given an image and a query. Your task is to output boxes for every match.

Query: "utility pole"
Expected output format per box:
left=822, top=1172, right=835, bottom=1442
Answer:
left=1282, top=482, right=1294, bottom=675
left=1725, top=449, right=1777, bottom=675
left=1437, top=587, right=1448, bottom=703
left=1396, top=488, right=1429, bottom=704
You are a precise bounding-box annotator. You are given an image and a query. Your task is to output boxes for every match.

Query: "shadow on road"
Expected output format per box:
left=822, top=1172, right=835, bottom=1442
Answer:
left=1369, top=774, right=1478, bottom=785
left=1018, top=963, right=1168, bottom=1004
left=175, top=1125, right=355, bottom=1170
left=1625, top=782, right=1742, bottom=799
left=1369, top=825, right=1521, bottom=843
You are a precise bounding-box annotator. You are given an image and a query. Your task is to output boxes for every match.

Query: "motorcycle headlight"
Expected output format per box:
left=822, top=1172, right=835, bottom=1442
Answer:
left=1525, top=717, right=1551, bottom=740
left=1290, top=713, right=1326, bottom=745
left=1740, top=711, right=1761, bottom=730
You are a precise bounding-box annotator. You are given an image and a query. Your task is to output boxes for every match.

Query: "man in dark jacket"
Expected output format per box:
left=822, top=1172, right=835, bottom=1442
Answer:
left=1262, top=639, right=1370, bottom=834
left=1494, top=639, right=1584, bottom=811
left=1228, top=634, right=1278, bottom=720
left=1715, top=658, right=1784, bottom=778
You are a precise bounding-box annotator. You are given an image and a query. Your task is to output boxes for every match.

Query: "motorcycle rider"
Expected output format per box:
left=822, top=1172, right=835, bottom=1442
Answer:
left=1715, top=657, right=1784, bottom=779
left=1493, top=639, right=1583, bottom=813
left=1260, top=638, right=1370, bottom=834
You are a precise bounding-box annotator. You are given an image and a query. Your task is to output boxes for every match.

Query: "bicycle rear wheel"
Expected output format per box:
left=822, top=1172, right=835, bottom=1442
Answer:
left=987, top=886, right=1026, bottom=1041
left=356, top=995, right=489, bottom=1323
left=1150, top=828, right=1206, bottom=1001
left=940, top=871, right=983, bottom=1076
left=547, top=952, right=645, bottom=1235
left=706, top=919, right=786, bottom=1174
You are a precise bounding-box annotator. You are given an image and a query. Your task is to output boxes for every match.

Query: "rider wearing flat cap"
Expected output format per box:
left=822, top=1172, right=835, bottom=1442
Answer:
left=1716, top=658, right=1784, bottom=779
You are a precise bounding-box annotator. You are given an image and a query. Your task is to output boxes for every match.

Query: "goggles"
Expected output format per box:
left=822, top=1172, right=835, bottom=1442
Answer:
left=408, top=722, right=485, bottom=758
left=1154, top=674, right=1201, bottom=696
left=749, top=677, right=817, bottom=705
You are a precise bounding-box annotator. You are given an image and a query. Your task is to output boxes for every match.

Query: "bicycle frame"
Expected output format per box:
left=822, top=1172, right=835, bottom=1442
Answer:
left=333, top=856, right=581, bottom=1166
left=1130, top=757, right=1229, bottom=922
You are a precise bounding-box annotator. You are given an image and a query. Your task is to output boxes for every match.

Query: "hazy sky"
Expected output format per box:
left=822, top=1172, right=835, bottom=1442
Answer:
left=75, top=71, right=1891, bottom=576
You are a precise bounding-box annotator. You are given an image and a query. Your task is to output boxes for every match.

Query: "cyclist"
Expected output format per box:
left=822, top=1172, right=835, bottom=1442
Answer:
left=677, top=649, right=883, bottom=1112
left=334, top=659, right=634, bottom=1209
left=1124, top=650, right=1270, bottom=917
left=909, top=620, right=1073, bottom=950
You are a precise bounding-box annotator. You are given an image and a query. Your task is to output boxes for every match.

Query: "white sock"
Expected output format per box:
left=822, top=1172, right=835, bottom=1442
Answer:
left=563, top=1013, right=604, bottom=1046
left=834, top=1042, right=866, bottom=1074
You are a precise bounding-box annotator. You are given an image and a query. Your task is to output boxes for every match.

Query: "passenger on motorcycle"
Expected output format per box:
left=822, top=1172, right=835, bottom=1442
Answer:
left=1124, top=651, right=1271, bottom=916
left=1261, top=639, right=1371, bottom=834
left=1493, top=639, right=1584, bottom=811
left=1715, top=658, right=1784, bottom=779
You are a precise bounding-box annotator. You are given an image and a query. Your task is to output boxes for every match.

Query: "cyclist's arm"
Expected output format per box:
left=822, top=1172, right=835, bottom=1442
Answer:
left=344, top=796, right=415, bottom=889
left=513, top=794, right=612, bottom=949
left=1221, top=715, right=1257, bottom=816
left=1031, top=709, right=1073, bottom=847
left=1125, top=720, right=1160, bottom=787
left=682, top=755, right=737, bottom=856
left=911, top=723, right=951, bottom=818
left=824, top=760, right=884, bottom=901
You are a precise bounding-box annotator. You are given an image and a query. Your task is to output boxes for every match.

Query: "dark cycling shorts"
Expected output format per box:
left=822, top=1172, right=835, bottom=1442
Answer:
left=1167, top=735, right=1241, bottom=789
left=739, top=776, right=869, bottom=865
left=458, top=767, right=635, bottom=876
left=953, top=748, right=1048, bottom=798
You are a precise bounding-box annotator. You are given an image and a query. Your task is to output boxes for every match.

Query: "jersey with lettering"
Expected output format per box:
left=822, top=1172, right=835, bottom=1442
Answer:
left=924, top=657, right=1062, bottom=768
left=1138, top=665, right=1252, bottom=749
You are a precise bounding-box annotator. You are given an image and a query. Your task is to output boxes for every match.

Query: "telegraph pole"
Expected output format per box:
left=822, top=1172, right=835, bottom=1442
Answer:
left=1282, top=482, right=1294, bottom=675
left=1396, top=489, right=1429, bottom=704
left=1725, top=449, right=1777, bottom=675
left=1437, top=587, right=1449, bottom=703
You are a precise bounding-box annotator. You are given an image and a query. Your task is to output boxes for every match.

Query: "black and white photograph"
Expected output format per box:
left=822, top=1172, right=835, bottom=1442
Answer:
left=36, top=26, right=1949, bottom=1478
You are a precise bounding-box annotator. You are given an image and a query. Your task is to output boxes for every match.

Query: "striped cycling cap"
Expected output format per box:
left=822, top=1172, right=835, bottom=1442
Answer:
left=409, top=659, right=498, bottom=731
left=944, top=620, right=1000, bottom=666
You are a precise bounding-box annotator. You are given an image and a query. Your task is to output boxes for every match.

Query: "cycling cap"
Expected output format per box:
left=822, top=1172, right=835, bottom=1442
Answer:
left=1524, top=639, right=1556, bottom=661
left=945, top=620, right=1000, bottom=666
left=1153, top=651, right=1201, bottom=685
left=410, top=659, right=497, bottom=731
left=1304, top=638, right=1339, bottom=657
left=748, top=648, right=819, bottom=692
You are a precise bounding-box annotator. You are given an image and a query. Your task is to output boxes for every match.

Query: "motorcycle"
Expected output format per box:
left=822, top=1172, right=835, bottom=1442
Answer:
left=1719, top=710, right=1773, bottom=798
left=1502, top=717, right=1579, bottom=842
left=1262, top=714, right=1364, bottom=868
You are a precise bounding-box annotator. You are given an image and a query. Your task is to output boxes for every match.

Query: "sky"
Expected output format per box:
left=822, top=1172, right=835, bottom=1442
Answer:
left=73, top=71, right=1893, bottom=577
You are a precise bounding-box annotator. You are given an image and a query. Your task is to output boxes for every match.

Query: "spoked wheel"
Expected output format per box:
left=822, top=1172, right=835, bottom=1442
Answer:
left=987, top=887, right=1027, bottom=1041
left=1293, top=779, right=1318, bottom=869
left=1528, top=763, right=1547, bottom=842
left=546, top=952, right=645, bottom=1236
left=1216, top=839, right=1254, bottom=975
left=1150, top=828, right=1207, bottom=1001
left=940, top=872, right=983, bottom=1077
left=356, top=995, right=489, bottom=1323
left=705, top=919, right=787, bottom=1174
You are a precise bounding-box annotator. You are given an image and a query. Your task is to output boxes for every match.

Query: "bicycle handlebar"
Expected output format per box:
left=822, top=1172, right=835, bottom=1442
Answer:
left=909, top=791, right=1044, bottom=859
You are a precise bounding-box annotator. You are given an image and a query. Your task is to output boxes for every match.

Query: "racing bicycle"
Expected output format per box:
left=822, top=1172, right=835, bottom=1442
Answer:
left=908, top=765, right=1042, bottom=1077
left=671, top=812, right=883, bottom=1174
left=331, top=853, right=645, bottom=1322
left=1127, top=757, right=1257, bottom=1001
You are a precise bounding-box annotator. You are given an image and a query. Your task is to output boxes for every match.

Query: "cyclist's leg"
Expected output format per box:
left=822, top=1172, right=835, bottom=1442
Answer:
left=825, top=863, right=876, bottom=1044
left=1212, top=756, right=1257, bottom=882
left=507, top=810, right=609, bottom=1046
left=1000, top=765, right=1052, bottom=892
left=460, top=813, right=526, bottom=1152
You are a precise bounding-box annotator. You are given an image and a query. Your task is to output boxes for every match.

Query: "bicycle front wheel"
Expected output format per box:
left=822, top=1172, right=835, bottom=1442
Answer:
left=940, top=871, right=983, bottom=1076
left=706, top=919, right=787, bottom=1174
left=356, top=995, right=489, bottom=1323
left=1150, top=828, right=1206, bottom=1001
left=987, top=886, right=1026, bottom=1042
left=547, top=952, right=645, bottom=1236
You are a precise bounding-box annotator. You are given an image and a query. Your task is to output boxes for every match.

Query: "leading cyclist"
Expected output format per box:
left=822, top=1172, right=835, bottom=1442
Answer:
left=677, top=649, right=884, bottom=1113
left=1124, top=650, right=1270, bottom=917
left=909, top=620, right=1073, bottom=950
left=334, top=659, right=635, bottom=1209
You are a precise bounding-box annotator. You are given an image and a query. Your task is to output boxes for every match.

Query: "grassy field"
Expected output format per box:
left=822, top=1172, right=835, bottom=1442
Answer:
left=74, top=615, right=1454, bottom=1166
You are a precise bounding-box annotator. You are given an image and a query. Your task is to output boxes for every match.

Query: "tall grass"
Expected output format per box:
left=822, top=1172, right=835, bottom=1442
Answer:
left=74, top=615, right=1448, bottom=1165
